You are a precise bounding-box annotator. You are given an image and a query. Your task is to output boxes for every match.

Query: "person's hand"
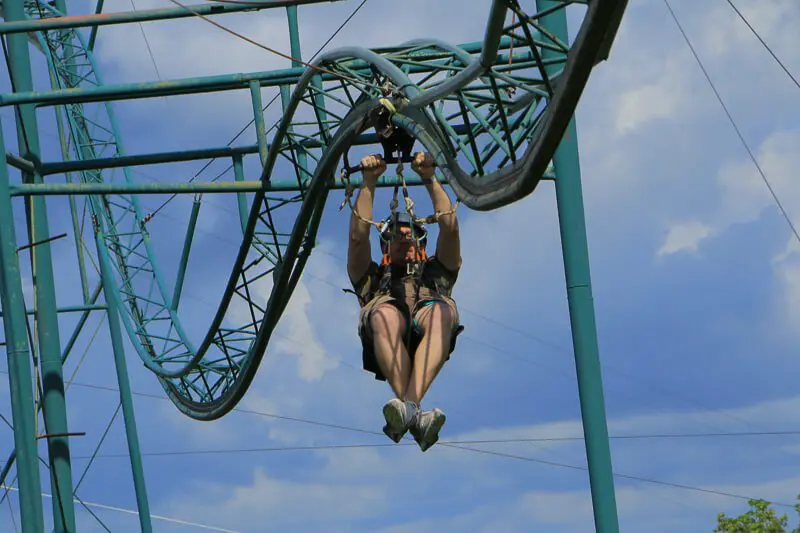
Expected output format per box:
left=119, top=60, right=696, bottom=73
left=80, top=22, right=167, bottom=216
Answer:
left=360, top=154, right=386, bottom=185
left=411, top=152, right=435, bottom=180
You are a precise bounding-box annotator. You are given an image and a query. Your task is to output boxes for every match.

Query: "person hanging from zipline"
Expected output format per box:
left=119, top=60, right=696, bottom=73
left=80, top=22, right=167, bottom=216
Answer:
left=346, top=151, right=463, bottom=452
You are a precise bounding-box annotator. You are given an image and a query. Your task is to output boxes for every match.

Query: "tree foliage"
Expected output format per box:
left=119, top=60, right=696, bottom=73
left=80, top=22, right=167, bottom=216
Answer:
left=714, top=497, right=800, bottom=533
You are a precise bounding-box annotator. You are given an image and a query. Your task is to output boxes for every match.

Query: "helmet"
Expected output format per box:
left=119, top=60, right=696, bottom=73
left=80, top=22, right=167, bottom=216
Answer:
left=379, top=212, right=427, bottom=246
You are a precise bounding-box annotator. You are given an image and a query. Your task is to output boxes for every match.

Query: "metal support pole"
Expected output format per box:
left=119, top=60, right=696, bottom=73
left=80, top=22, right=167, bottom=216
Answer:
left=0, top=0, right=343, bottom=35
left=284, top=6, right=316, bottom=184
left=4, top=1, right=76, bottom=530
left=536, top=2, right=620, bottom=532
left=95, top=229, right=153, bottom=532
left=232, top=154, right=249, bottom=232
left=11, top=173, right=447, bottom=196
left=0, top=120, right=45, bottom=533
left=286, top=5, right=302, bottom=68
left=172, top=196, right=201, bottom=311
left=249, top=81, right=269, bottom=166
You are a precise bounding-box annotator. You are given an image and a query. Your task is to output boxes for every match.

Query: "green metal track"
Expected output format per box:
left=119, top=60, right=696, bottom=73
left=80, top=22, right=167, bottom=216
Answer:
left=8, top=0, right=627, bottom=424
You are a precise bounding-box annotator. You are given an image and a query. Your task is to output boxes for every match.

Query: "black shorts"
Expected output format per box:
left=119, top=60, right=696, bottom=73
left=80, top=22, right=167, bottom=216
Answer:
left=358, top=296, right=464, bottom=382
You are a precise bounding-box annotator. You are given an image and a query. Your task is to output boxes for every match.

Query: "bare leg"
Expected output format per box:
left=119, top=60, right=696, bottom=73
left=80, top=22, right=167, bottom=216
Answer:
left=369, top=303, right=412, bottom=398
left=405, top=302, right=454, bottom=406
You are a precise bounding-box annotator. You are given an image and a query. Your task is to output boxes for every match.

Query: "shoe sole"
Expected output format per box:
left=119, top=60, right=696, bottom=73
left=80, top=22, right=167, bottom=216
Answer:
left=414, top=411, right=446, bottom=452
left=382, top=401, right=408, bottom=443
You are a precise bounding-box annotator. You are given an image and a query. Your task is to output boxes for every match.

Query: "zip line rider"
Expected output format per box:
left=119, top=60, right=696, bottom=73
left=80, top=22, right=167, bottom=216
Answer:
left=347, top=151, right=463, bottom=452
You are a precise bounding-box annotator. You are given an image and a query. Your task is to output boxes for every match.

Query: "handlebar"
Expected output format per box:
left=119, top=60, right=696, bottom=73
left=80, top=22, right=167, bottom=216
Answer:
left=345, top=152, right=437, bottom=175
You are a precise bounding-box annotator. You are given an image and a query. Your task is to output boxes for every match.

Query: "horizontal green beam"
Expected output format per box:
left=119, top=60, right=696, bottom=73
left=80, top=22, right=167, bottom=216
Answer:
left=38, top=130, right=395, bottom=175
left=0, top=0, right=343, bottom=34
left=0, top=303, right=107, bottom=318
left=0, top=41, right=517, bottom=108
left=42, top=144, right=261, bottom=175
left=9, top=175, right=453, bottom=196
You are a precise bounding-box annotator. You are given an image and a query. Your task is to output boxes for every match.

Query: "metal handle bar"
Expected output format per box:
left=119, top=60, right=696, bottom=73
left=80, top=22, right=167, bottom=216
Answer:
left=345, top=153, right=437, bottom=174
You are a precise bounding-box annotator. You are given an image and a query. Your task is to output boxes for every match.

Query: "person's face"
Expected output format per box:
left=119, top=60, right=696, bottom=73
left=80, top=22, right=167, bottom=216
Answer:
left=387, top=224, right=423, bottom=263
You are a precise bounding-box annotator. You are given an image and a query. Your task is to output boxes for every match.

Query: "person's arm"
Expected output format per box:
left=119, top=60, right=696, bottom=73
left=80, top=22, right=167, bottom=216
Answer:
left=347, top=154, right=386, bottom=284
left=412, top=152, right=461, bottom=272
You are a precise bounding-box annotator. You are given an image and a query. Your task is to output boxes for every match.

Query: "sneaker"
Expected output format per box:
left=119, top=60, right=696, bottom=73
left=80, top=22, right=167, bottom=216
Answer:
left=382, top=398, right=418, bottom=443
left=409, top=408, right=446, bottom=452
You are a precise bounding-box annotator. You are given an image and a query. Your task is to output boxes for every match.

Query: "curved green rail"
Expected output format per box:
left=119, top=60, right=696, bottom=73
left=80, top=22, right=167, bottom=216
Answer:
left=24, top=0, right=626, bottom=420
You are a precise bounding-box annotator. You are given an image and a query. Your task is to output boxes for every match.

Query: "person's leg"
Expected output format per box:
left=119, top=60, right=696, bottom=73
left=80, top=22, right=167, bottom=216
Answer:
left=368, top=302, right=419, bottom=442
left=405, top=301, right=456, bottom=406
left=405, top=299, right=458, bottom=451
left=369, top=302, right=412, bottom=397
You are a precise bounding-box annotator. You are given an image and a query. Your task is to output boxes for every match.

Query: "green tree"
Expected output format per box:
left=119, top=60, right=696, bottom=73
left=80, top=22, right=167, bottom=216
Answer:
left=715, top=497, right=800, bottom=533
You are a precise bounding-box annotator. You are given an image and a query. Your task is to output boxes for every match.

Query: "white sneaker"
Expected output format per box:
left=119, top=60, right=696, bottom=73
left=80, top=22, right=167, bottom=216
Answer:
left=382, top=398, right=419, bottom=443
left=410, top=408, right=446, bottom=452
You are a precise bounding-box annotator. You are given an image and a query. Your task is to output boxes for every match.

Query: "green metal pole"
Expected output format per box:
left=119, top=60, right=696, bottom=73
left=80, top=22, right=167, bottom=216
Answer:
left=0, top=120, right=45, bottom=533
left=87, top=0, right=107, bottom=52
left=172, top=195, right=201, bottom=311
left=5, top=1, right=77, bottom=530
left=249, top=82, right=269, bottom=165
left=10, top=173, right=448, bottom=196
left=95, top=228, right=153, bottom=532
left=232, top=154, right=249, bottom=232
left=0, top=0, right=343, bottom=35
left=285, top=5, right=319, bottom=184
left=536, top=2, right=620, bottom=532
left=0, top=284, right=102, bottom=502
left=286, top=6, right=302, bottom=68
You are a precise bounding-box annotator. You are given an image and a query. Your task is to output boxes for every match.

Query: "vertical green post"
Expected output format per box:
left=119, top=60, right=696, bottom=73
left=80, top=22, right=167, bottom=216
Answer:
left=5, top=1, right=76, bottom=530
left=286, top=5, right=302, bottom=68
left=536, top=2, right=620, bottom=532
left=283, top=6, right=314, bottom=183
left=249, top=82, right=269, bottom=166
left=0, top=123, right=45, bottom=533
left=172, top=195, right=201, bottom=311
left=232, top=155, right=249, bottom=232
left=95, top=229, right=153, bottom=532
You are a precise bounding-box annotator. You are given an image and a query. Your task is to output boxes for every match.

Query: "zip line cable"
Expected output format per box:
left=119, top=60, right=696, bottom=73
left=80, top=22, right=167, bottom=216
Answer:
left=663, top=0, right=800, bottom=246
left=49, top=429, right=800, bottom=460
left=1, top=368, right=798, bottom=509
left=3, top=369, right=799, bottom=446
left=723, top=0, right=800, bottom=91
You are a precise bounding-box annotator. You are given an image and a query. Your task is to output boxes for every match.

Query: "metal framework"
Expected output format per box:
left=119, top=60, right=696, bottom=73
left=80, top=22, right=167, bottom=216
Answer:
left=0, top=0, right=628, bottom=531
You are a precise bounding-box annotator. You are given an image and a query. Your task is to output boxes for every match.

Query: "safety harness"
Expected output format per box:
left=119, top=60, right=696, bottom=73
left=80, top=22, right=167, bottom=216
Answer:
left=339, top=92, right=460, bottom=347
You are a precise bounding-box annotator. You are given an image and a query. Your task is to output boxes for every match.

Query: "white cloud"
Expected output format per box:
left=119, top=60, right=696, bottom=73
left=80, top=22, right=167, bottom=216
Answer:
left=772, top=243, right=800, bottom=330
left=659, top=128, right=800, bottom=258
left=614, top=55, right=691, bottom=135
left=162, top=466, right=388, bottom=533
left=272, top=280, right=339, bottom=382
left=657, top=220, right=714, bottom=256
left=700, top=0, right=800, bottom=67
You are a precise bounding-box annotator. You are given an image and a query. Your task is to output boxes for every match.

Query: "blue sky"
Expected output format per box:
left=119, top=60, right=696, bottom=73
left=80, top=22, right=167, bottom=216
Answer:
left=1, top=0, right=800, bottom=531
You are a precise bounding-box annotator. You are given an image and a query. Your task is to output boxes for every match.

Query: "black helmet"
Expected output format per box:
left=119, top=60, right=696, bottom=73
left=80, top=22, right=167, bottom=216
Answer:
left=379, top=212, right=427, bottom=246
